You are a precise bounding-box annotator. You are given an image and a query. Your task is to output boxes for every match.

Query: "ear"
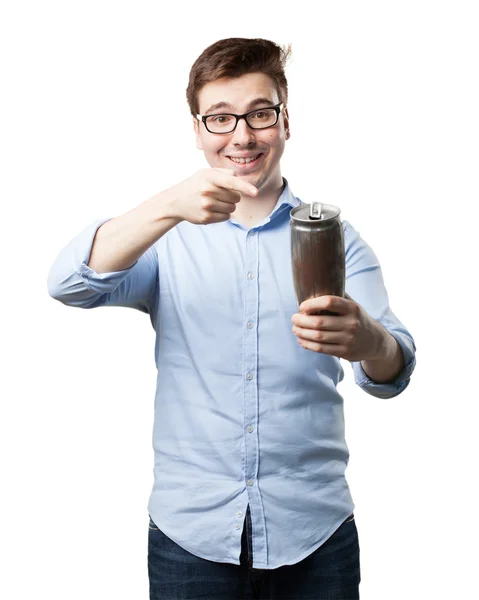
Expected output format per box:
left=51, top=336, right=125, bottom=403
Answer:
left=193, top=117, right=203, bottom=150
left=283, top=107, right=291, bottom=140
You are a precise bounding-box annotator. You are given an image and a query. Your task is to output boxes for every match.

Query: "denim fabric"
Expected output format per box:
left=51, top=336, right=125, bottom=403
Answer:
left=148, top=506, right=360, bottom=599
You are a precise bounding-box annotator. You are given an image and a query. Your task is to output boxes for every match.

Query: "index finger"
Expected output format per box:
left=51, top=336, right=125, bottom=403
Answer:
left=299, top=295, right=349, bottom=314
left=212, top=168, right=259, bottom=197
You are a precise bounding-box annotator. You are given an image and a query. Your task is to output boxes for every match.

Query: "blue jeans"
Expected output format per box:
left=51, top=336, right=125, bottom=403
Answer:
left=148, top=506, right=360, bottom=599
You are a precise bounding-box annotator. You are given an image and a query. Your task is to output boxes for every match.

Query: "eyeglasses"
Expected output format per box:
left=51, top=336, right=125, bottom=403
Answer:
left=197, top=102, right=285, bottom=134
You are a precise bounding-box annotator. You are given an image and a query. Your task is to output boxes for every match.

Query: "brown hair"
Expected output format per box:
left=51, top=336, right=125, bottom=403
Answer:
left=186, top=38, right=292, bottom=116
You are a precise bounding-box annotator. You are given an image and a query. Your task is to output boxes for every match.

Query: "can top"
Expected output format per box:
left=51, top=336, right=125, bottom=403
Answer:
left=290, top=202, right=341, bottom=223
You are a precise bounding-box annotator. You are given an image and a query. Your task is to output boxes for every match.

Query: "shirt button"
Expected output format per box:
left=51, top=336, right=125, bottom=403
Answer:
left=246, top=373, right=253, bottom=381
left=237, top=511, right=242, bottom=517
left=248, top=426, right=254, bottom=433
left=249, top=230, right=256, bottom=236
left=247, top=272, right=254, bottom=280
left=235, top=523, right=241, bottom=530
left=247, top=321, right=254, bottom=329
left=247, top=479, right=254, bottom=486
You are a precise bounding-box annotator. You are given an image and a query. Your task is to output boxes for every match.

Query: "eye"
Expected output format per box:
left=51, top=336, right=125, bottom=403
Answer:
left=211, top=115, right=233, bottom=124
left=249, top=108, right=276, bottom=123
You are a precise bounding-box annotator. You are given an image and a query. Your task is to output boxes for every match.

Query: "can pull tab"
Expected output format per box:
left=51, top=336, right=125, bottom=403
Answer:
left=309, top=202, right=323, bottom=220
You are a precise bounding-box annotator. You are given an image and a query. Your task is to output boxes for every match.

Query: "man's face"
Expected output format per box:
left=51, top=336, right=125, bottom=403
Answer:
left=194, top=72, right=290, bottom=192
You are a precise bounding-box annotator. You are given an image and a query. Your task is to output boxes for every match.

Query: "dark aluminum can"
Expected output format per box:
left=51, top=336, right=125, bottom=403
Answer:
left=290, top=202, right=345, bottom=315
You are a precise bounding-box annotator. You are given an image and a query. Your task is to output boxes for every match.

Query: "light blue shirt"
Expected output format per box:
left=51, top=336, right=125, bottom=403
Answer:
left=47, top=178, right=416, bottom=569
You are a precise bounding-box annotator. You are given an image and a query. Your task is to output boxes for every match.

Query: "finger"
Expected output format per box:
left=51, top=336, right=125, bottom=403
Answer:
left=297, top=338, right=346, bottom=357
left=299, top=295, right=350, bottom=315
left=292, top=326, right=346, bottom=345
left=291, top=314, right=347, bottom=331
left=212, top=168, right=259, bottom=197
left=208, top=211, right=233, bottom=223
left=208, top=201, right=237, bottom=215
left=202, top=187, right=241, bottom=204
left=210, top=188, right=242, bottom=204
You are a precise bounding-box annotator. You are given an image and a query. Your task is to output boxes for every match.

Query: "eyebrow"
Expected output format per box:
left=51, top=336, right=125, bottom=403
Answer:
left=203, top=97, right=275, bottom=115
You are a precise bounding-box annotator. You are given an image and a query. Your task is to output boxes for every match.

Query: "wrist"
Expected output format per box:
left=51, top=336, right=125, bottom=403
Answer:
left=374, top=327, right=398, bottom=362
left=148, top=187, right=184, bottom=224
left=361, top=330, right=404, bottom=383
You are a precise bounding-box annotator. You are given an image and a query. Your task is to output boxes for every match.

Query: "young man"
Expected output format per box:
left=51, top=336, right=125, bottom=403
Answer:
left=47, top=38, right=416, bottom=600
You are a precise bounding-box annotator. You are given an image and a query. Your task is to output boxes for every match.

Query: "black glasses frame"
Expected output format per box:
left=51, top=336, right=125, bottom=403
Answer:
left=197, top=102, right=284, bottom=134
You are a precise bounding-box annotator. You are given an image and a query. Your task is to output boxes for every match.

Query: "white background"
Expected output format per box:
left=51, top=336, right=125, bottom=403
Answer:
left=1, top=1, right=478, bottom=598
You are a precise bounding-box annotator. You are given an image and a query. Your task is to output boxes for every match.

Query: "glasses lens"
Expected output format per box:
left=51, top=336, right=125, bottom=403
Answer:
left=246, top=108, right=277, bottom=129
left=205, top=114, right=236, bottom=133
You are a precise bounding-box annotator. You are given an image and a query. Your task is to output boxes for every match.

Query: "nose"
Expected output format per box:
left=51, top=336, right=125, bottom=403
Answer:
left=231, top=116, right=256, bottom=147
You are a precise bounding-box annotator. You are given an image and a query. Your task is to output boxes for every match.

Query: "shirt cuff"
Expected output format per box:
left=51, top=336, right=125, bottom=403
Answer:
left=351, top=332, right=416, bottom=399
left=75, top=218, right=139, bottom=294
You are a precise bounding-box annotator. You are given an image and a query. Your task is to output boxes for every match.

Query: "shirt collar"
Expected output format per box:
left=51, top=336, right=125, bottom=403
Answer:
left=267, top=177, right=302, bottom=221
left=229, top=177, right=302, bottom=230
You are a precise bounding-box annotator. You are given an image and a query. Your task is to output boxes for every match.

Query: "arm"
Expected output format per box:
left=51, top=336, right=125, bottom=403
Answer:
left=47, top=168, right=258, bottom=311
left=47, top=190, right=182, bottom=312
left=360, top=326, right=405, bottom=384
left=342, top=220, right=416, bottom=397
left=87, top=192, right=182, bottom=274
left=291, top=220, right=416, bottom=399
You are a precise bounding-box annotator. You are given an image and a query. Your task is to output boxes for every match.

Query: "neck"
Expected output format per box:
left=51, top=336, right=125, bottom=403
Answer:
left=233, top=176, right=285, bottom=228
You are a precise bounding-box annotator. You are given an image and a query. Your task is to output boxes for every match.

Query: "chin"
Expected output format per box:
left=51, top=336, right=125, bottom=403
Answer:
left=242, top=171, right=264, bottom=186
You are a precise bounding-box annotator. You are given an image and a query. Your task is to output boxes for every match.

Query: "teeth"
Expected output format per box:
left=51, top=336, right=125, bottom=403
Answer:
left=229, top=154, right=260, bottom=164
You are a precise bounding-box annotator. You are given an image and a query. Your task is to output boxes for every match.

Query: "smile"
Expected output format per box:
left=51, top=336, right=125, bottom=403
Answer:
left=227, top=153, right=263, bottom=166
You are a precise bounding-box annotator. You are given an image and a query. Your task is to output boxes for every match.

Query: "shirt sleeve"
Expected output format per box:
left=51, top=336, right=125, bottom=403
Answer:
left=342, top=220, right=416, bottom=399
left=46, top=217, right=159, bottom=317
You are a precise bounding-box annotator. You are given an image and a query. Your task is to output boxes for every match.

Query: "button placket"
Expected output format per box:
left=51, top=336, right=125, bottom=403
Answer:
left=243, top=228, right=260, bottom=498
